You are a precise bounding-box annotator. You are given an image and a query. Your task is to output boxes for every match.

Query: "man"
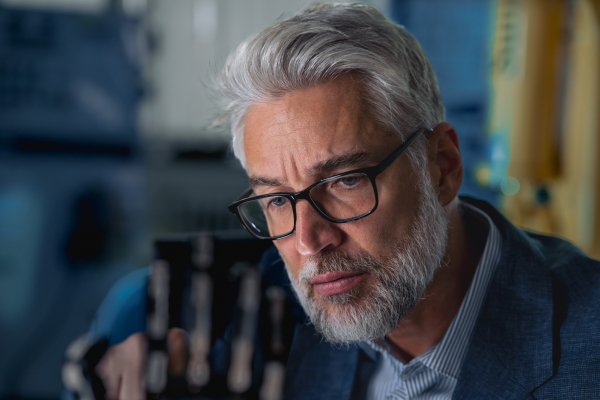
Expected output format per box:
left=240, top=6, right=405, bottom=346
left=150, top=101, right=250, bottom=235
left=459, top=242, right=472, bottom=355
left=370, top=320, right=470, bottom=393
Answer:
left=89, top=3, right=600, bottom=399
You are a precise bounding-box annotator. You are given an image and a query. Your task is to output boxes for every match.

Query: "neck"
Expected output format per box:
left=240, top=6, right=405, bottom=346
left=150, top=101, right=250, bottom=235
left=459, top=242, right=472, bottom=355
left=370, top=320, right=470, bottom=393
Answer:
left=384, top=198, right=488, bottom=364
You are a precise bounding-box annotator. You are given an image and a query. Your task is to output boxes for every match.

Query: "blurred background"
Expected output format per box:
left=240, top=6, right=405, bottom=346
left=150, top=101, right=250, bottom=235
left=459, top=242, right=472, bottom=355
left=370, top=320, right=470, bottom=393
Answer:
left=0, top=0, right=598, bottom=398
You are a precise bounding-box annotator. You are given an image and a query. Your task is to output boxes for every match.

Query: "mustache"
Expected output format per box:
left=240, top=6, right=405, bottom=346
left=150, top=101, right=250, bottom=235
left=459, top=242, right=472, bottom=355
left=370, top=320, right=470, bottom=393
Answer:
left=300, top=251, right=382, bottom=284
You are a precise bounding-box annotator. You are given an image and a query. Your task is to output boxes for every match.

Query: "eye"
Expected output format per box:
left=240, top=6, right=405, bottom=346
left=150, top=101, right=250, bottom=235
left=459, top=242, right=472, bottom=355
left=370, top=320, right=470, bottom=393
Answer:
left=268, top=196, right=288, bottom=208
left=332, top=174, right=366, bottom=189
left=339, top=176, right=360, bottom=186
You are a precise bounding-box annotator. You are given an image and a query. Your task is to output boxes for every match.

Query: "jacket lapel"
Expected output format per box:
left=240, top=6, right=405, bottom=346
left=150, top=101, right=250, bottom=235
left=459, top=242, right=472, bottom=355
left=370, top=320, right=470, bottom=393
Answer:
left=454, top=198, right=557, bottom=399
left=284, top=322, right=360, bottom=400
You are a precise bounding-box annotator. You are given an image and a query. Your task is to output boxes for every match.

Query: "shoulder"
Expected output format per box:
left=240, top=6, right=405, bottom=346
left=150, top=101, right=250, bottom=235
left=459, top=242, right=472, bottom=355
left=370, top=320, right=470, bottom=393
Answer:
left=524, top=231, right=600, bottom=295
left=469, top=197, right=600, bottom=359
left=462, top=197, right=600, bottom=297
left=462, top=196, right=600, bottom=340
left=527, top=232, right=600, bottom=361
left=525, top=234, right=600, bottom=396
left=458, top=197, right=600, bottom=395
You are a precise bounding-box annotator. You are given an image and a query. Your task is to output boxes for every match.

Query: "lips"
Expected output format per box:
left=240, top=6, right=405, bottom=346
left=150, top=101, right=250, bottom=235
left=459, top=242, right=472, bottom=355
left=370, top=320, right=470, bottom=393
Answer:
left=310, top=271, right=368, bottom=297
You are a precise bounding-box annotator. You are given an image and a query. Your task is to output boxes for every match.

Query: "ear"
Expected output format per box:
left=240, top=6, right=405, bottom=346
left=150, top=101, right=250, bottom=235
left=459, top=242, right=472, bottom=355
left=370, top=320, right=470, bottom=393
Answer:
left=426, top=122, right=463, bottom=206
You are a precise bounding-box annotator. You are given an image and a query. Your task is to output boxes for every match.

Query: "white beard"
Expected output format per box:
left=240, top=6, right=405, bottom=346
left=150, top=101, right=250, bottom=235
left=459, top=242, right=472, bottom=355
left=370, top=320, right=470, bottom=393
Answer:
left=285, top=168, right=449, bottom=345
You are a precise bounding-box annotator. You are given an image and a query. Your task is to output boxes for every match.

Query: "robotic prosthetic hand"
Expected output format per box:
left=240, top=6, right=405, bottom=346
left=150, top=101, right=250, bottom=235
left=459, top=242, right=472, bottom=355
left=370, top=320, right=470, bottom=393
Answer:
left=63, top=233, right=296, bottom=400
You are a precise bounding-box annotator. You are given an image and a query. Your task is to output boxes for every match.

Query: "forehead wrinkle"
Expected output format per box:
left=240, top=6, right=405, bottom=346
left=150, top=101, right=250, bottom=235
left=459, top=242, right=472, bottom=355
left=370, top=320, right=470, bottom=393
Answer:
left=250, top=141, right=309, bottom=190
left=250, top=108, right=377, bottom=188
left=244, top=77, right=379, bottom=191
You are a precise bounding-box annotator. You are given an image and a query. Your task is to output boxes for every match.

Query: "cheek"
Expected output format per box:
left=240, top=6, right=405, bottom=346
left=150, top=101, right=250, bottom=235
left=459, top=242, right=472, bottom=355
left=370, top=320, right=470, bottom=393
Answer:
left=274, top=240, right=302, bottom=283
left=343, top=212, right=407, bottom=257
left=351, top=169, right=420, bottom=253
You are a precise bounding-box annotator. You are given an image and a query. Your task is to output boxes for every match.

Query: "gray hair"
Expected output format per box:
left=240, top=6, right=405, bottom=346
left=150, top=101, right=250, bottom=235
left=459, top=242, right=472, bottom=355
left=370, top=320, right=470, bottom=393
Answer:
left=216, top=2, right=445, bottom=170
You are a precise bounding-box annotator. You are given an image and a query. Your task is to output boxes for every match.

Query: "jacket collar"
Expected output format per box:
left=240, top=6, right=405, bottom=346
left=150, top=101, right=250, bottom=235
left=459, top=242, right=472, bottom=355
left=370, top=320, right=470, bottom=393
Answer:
left=454, top=197, right=557, bottom=399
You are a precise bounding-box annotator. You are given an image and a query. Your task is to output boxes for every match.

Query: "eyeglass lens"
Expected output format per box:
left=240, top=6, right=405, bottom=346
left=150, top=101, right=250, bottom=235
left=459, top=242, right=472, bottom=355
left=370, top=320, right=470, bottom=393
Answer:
left=237, top=173, right=376, bottom=239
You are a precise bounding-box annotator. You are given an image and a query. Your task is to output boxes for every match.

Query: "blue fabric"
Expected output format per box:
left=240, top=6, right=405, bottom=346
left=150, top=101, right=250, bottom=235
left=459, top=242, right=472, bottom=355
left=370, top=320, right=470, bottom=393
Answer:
left=86, top=197, right=600, bottom=399
left=88, top=267, right=148, bottom=346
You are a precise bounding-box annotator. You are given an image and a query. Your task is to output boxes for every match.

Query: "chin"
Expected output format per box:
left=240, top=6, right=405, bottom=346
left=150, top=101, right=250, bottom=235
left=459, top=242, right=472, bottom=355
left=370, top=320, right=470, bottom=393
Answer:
left=307, top=283, right=402, bottom=345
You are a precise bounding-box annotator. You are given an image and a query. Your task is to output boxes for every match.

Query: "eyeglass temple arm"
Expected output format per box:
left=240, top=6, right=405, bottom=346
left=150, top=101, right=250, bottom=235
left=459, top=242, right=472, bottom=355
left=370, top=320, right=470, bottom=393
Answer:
left=373, top=127, right=430, bottom=174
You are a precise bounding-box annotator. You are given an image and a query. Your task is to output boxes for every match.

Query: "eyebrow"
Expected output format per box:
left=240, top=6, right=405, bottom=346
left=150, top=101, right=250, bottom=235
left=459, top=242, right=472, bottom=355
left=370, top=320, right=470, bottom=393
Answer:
left=248, top=176, right=285, bottom=188
left=309, top=150, right=372, bottom=176
left=248, top=150, right=375, bottom=189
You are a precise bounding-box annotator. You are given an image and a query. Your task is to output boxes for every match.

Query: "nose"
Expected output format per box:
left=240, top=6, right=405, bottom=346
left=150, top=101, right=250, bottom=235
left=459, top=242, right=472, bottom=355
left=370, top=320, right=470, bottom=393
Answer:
left=294, top=199, right=342, bottom=256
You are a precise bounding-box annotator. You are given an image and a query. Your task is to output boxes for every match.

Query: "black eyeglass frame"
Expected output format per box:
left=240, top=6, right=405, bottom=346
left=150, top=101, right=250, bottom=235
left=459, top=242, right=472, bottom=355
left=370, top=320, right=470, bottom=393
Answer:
left=228, top=127, right=431, bottom=240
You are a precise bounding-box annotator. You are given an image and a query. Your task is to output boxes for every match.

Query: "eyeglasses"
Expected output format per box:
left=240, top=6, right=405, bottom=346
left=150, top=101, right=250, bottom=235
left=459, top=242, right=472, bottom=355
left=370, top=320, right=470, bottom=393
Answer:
left=228, top=127, right=430, bottom=240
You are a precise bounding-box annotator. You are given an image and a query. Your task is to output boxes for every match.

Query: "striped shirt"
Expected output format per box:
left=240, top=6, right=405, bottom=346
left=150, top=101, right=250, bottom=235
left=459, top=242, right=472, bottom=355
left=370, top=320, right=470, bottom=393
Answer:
left=360, top=203, right=503, bottom=400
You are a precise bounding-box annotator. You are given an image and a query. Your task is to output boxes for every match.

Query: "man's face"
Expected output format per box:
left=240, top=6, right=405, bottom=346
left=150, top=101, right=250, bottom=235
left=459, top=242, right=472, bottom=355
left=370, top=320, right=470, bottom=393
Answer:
left=243, top=76, right=448, bottom=343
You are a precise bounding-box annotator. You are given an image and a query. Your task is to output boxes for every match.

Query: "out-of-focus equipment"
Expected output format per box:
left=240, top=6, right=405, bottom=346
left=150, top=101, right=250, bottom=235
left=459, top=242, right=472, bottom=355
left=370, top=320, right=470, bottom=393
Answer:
left=390, top=0, right=501, bottom=206
left=485, top=0, right=600, bottom=259
left=146, top=233, right=295, bottom=399
left=64, top=232, right=296, bottom=400
left=62, top=335, right=108, bottom=400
